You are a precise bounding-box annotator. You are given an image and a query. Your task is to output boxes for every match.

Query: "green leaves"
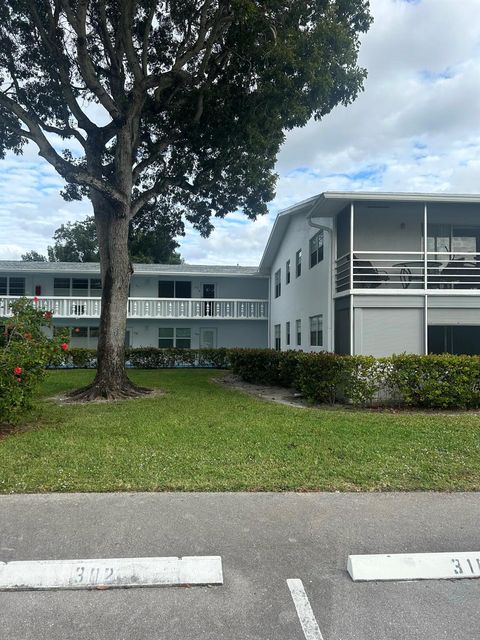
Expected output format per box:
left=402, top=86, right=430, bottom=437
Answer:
left=0, top=298, right=70, bottom=424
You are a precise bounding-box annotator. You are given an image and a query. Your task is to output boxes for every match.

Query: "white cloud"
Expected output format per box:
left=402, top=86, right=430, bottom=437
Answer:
left=2, top=0, right=480, bottom=264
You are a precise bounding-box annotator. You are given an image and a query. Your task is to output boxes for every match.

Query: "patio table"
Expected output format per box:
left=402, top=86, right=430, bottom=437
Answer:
left=392, top=260, right=442, bottom=289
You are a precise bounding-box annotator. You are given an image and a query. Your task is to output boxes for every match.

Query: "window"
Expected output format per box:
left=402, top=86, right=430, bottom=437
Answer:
left=296, top=250, right=302, bottom=278
left=274, top=269, right=281, bottom=298
left=159, top=327, right=174, bottom=347
left=89, top=326, right=100, bottom=338
left=296, top=319, right=301, bottom=346
left=158, top=280, right=192, bottom=298
left=158, top=327, right=191, bottom=348
left=286, top=260, right=291, bottom=284
left=274, top=324, right=281, bottom=351
left=53, top=277, right=101, bottom=296
left=6, top=277, right=26, bottom=296
left=158, top=281, right=175, bottom=298
left=90, top=279, right=102, bottom=293
left=176, top=328, right=191, bottom=348
left=175, top=281, right=192, bottom=298
left=309, top=231, right=324, bottom=268
left=54, top=278, right=71, bottom=296
left=286, top=321, right=290, bottom=346
left=0, top=277, right=7, bottom=296
left=310, top=315, right=323, bottom=347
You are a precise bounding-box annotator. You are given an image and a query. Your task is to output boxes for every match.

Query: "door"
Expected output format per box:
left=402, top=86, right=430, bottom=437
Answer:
left=203, top=283, right=216, bottom=298
left=200, top=327, right=217, bottom=349
left=203, top=283, right=216, bottom=316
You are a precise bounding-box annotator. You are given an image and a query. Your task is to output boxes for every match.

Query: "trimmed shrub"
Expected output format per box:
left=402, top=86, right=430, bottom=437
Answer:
left=229, top=348, right=284, bottom=385
left=293, top=352, right=345, bottom=405
left=228, top=348, right=480, bottom=409
left=340, top=356, right=389, bottom=406
left=388, top=354, right=480, bottom=409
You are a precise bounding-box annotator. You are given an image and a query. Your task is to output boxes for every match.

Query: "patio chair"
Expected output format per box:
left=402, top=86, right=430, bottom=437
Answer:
left=352, top=255, right=389, bottom=289
left=440, top=258, right=479, bottom=289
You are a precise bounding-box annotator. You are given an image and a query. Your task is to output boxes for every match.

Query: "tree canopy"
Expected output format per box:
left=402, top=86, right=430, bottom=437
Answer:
left=0, top=0, right=372, bottom=398
left=45, top=214, right=182, bottom=263
left=21, top=250, right=48, bottom=262
left=0, top=1, right=372, bottom=230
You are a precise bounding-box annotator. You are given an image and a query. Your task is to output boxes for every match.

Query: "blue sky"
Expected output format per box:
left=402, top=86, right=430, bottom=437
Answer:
left=2, top=0, right=480, bottom=265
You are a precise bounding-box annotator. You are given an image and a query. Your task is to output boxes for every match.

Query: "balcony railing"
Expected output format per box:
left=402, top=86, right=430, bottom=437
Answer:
left=0, top=296, right=269, bottom=320
left=335, top=251, right=480, bottom=292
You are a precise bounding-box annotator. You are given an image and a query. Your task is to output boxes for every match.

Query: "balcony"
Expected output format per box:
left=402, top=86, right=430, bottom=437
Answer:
left=335, top=252, right=480, bottom=293
left=0, top=297, right=269, bottom=320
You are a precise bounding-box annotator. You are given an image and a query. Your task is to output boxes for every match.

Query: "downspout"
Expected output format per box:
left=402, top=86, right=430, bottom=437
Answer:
left=306, top=199, right=334, bottom=353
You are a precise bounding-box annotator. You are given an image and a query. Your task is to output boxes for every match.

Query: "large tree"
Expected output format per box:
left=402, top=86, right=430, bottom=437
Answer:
left=0, top=0, right=371, bottom=399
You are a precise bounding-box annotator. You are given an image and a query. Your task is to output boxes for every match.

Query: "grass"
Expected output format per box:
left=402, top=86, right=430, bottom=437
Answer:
left=0, top=369, right=479, bottom=493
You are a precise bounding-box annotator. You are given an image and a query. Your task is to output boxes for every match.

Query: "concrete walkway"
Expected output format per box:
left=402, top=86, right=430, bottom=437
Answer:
left=1, top=492, right=480, bottom=639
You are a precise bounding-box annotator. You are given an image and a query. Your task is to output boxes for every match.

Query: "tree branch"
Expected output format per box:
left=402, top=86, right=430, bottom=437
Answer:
left=0, top=92, right=125, bottom=205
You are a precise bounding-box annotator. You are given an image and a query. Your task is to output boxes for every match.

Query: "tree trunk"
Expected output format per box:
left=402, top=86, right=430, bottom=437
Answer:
left=67, top=195, right=150, bottom=401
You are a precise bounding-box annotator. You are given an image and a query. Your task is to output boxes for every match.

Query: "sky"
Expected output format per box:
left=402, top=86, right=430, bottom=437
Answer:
left=1, top=0, right=480, bottom=265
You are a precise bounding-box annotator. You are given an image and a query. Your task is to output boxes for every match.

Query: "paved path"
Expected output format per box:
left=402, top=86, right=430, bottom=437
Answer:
left=1, top=492, right=480, bottom=639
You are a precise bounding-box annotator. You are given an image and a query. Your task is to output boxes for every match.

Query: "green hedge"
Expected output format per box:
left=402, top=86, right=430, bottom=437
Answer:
left=230, top=348, right=480, bottom=409
left=57, top=347, right=231, bottom=370
left=56, top=346, right=480, bottom=409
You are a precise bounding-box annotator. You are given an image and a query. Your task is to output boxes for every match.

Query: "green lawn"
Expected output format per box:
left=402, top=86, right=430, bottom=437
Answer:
left=0, top=369, right=479, bottom=493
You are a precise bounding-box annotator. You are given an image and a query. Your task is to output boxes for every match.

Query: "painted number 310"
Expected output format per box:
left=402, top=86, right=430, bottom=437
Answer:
left=75, top=566, right=115, bottom=584
left=451, top=558, right=480, bottom=575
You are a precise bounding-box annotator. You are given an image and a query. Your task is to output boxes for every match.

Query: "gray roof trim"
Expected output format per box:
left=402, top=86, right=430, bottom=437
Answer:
left=259, top=191, right=480, bottom=272
left=0, top=261, right=265, bottom=278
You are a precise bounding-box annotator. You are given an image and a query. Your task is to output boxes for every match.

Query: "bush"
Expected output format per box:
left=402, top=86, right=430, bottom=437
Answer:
left=228, top=348, right=480, bottom=409
left=388, top=354, right=480, bottom=409
left=293, top=352, right=345, bottom=405
left=229, top=348, right=286, bottom=385
left=60, top=347, right=232, bottom=370
left=0, top=298, right=69, bottom=424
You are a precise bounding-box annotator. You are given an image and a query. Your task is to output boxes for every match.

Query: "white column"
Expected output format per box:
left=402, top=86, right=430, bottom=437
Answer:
left=349, top=202, right=355, bottom=355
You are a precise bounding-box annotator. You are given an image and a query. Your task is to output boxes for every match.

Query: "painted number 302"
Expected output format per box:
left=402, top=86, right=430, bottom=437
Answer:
left=451, top=558, right=480, bottom=575
left=75, top=566, right=115, bottom=584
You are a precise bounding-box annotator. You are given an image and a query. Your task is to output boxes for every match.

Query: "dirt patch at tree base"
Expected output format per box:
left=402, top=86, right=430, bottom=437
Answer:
left=48, top=387, right=166, bottom=406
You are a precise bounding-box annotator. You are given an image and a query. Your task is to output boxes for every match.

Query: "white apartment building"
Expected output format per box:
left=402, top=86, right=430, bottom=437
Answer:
left=2, top=192, right=480, bottom=356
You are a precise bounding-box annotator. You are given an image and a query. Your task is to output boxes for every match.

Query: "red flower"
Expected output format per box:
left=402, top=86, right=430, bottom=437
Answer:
left=60, top=342, right=69, bottom=351
left=14, top=367, right=22, bottom=375
left=33, top=296, right=39, bottom=302
left=44, top=311, right=53, bottom=320
left=74, top=327, right=80, bottom=333
left=16, top=377, right=22, bottom=383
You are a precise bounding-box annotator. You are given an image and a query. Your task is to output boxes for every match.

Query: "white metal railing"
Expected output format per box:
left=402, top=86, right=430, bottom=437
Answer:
left=335, top=251, right=480, bottom=292
left=0, top=296, right=269, bottom=320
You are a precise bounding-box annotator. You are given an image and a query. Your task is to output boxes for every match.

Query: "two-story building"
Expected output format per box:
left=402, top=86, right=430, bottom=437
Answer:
left=261, top=192, right=480, bottom=356
left=0, top=262, right=269, bottom=349
left=2, top=192, right=480, bottom=356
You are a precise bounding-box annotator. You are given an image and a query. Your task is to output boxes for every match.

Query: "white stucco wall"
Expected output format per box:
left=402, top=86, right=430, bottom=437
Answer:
left=51, top=318, right=267, bottom=349
left=129, top=274, right=268, bottom=299
left=268, top=212, right=332, bottom=352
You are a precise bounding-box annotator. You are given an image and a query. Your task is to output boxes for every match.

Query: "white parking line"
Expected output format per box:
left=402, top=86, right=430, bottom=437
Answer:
left=287, top=579, right=325, bottom=640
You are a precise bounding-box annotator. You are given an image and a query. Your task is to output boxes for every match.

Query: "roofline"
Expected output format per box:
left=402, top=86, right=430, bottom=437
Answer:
left=0, top=262, right=266, bottom=278
left=259, top=190, right=480, bottom=272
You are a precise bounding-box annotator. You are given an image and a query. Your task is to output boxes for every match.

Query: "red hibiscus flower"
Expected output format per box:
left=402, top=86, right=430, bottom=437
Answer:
left=60, top=342, right=69, bottom=351
left=16, top=377, right=22, bottom=383
left=14, top=366, right=22, bottom=375
left=44, top=311, right=53, bottom=320
left=33, top=296, right=39, bottom=302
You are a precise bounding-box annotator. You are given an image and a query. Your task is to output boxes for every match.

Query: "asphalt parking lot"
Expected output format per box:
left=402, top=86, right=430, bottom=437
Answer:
left=1, top=492, right=480, bottom=639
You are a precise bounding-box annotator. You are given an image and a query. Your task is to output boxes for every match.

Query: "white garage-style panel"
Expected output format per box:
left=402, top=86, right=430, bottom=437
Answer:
left=354, top=307, right=424, bottom=356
